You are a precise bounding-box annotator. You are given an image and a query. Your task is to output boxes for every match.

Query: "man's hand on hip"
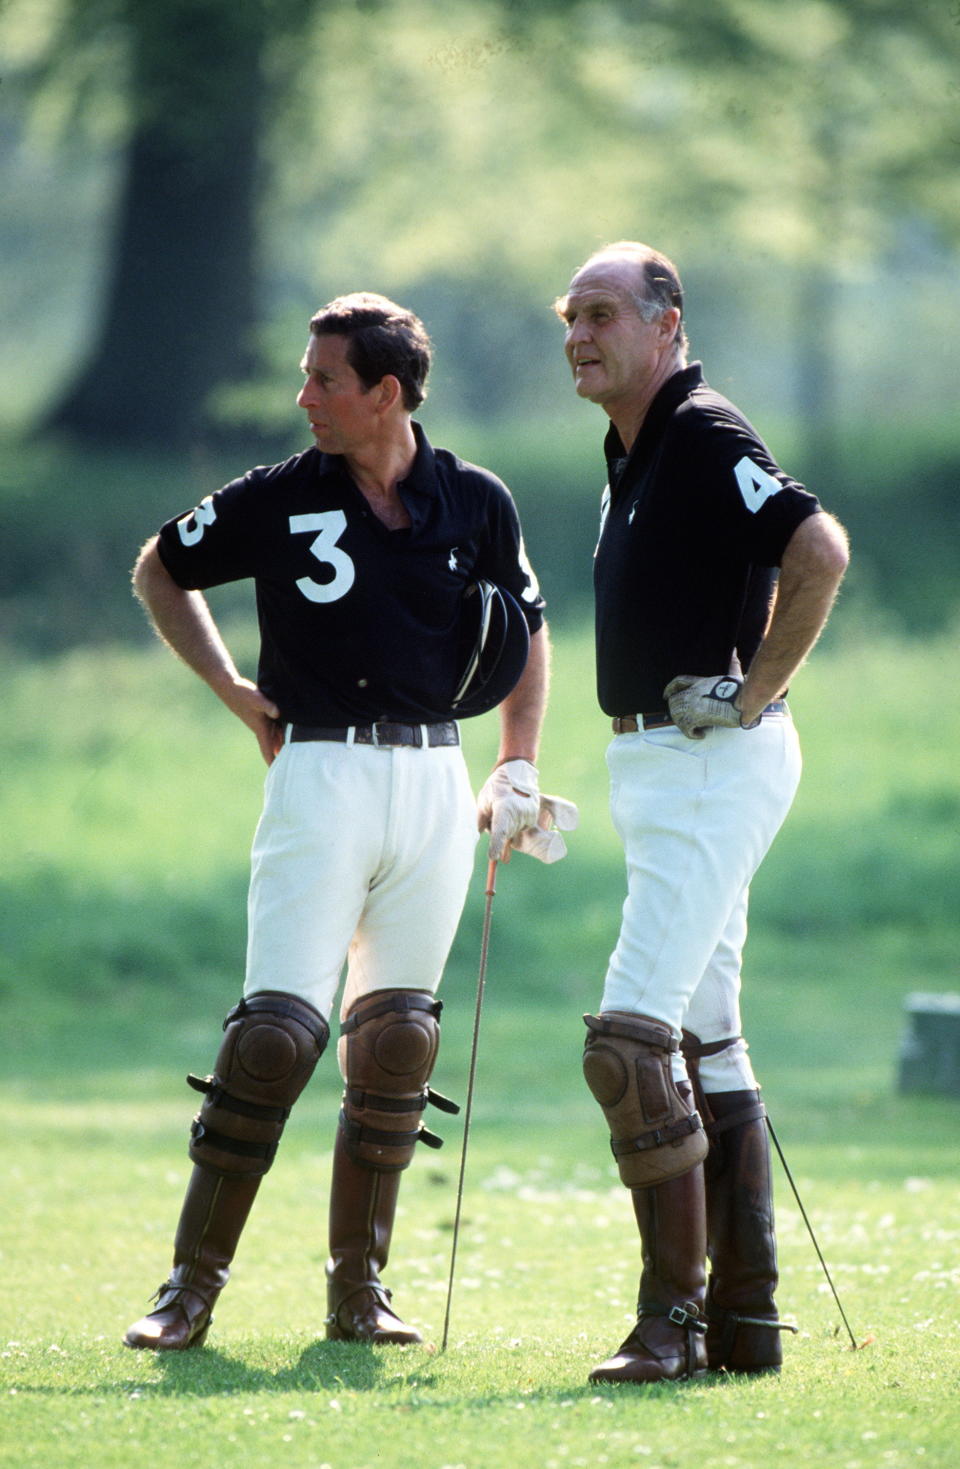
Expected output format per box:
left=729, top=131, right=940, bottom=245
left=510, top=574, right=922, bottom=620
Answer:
left=664, top=674, right=758, bottom=740
left=219, top=677, right=283, bottom=765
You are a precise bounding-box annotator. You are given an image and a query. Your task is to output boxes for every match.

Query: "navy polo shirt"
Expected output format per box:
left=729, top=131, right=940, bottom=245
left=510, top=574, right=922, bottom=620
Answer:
left=593, top=364, right=821, bottom=716
left=157, top=424, right=545, bottom=724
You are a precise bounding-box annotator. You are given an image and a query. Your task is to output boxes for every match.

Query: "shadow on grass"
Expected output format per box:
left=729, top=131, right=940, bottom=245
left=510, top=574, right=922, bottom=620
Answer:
left=146, top=1339, right=414, bottom=1395
left=15, top=1339, right=720, bottom=1405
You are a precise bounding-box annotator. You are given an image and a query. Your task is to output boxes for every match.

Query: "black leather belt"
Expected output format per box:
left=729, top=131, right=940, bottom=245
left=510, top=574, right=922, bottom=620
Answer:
left=612, top=701, right=787, bottom=735
left=288, top=721, right=459, bottom=748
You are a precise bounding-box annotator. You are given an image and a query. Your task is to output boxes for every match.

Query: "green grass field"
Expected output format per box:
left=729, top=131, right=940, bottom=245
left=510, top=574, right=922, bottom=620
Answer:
left=2, top=618, right=959, bottom=1466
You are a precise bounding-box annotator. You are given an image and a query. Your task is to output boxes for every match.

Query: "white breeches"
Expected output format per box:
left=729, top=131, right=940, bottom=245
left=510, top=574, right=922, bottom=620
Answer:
left=244, top=738, right=478, bottom=1024
left=600, top=712, right=802, bottom=1091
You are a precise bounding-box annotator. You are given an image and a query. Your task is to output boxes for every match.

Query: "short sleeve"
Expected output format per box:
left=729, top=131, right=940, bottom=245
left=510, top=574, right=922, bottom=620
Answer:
left=474, top=476, right=546, bottom=632
left=676, top=406, right=821, bottom=568
left=156, top=472, right=262, bottom=589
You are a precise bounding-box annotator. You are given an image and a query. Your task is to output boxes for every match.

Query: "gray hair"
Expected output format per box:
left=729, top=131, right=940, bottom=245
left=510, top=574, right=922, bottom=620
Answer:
left=579, top=240, right=689, bottom=359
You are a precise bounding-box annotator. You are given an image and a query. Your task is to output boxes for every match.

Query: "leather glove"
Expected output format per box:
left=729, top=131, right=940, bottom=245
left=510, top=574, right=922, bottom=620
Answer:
left=476, top=759, right=542, bottom=860
left=509, top=793, right=579, bottom=864
left=663, top=674, right=759, bottom=740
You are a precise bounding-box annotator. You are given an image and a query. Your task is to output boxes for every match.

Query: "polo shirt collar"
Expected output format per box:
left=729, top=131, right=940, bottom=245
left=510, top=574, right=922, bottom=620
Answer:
left=312, top=420, right=437, bottom=498
left=603, top=362, right=704, bottom=465
left=397, top=421, right=437, bottom=500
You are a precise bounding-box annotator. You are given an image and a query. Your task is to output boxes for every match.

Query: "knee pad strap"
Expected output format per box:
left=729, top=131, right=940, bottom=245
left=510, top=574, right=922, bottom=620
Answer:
left=582, top=1012, right=707, bottom=1187
left=188, top=991, right=329, bottom=1176
left=338, top=989, right=459, bottom=1171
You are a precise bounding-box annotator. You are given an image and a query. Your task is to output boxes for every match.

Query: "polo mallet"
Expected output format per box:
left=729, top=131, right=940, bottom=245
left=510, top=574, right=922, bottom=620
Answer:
left=440, top=855, right=499, bottom=1353
left=766, top=1113, right=869, bottom=1351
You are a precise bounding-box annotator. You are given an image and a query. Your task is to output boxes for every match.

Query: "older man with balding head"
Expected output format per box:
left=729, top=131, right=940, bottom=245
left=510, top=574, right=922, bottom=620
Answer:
left=556, top=242, right=849, bottom=1385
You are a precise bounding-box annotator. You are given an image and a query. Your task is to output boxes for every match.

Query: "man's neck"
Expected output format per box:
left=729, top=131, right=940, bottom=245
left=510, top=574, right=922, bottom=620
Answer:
left=344, top=419, right=418, bottom=499
left=344, top=419, right=418, bottom=528
left=608, top=355, right=684, bottom=453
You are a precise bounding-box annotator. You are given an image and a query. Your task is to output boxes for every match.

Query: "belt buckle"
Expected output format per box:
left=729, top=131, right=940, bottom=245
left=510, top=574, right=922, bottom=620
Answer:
left=370, top=721, right=417, bottom=748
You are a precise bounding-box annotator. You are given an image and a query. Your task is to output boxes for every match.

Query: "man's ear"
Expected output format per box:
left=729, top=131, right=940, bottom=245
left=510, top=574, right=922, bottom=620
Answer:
left=375, top=374, right=404, bottom=414
left=659, top=306, right=681, bottom=347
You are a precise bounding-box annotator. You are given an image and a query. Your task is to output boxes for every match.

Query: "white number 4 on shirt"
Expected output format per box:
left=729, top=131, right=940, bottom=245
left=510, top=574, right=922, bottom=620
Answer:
left=734, top=456, right=783, bottom=514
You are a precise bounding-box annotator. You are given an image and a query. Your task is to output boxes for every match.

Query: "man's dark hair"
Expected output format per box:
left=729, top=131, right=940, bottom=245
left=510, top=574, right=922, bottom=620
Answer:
left=309, top=293, right=432, bottom=410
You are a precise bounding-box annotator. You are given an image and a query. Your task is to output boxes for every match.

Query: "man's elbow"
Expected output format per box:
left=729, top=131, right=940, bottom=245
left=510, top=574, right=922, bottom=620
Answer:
left=131, top=537, right=161, bottom=602
left=529, top=620, right=550, bottom=653
left=789, top=511, right=850, bottom=584
left=820, top=514, right=851, bottom=582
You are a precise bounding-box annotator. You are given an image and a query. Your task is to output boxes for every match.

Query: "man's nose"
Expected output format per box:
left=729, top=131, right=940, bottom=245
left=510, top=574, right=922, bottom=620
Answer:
left=566, top=317, right=589, bottom=349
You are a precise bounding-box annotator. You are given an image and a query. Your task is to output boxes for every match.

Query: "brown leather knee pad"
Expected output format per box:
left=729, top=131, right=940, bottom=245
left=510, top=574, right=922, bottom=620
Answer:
left=582, top=1012, right=708, bottom=1186
left=337, top=989, right=459, bottom=1172
left=188, top=991, right=329, bottom=1176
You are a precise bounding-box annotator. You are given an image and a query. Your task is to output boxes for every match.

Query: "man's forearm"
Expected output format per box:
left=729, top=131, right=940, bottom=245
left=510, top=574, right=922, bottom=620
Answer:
left=133, top=539, right=282, bottom=765
left=496, top=624, right=550, bottom=764
left=740, top=512, right=849, bottom=722
left=133, top=538, right=242, bottom=697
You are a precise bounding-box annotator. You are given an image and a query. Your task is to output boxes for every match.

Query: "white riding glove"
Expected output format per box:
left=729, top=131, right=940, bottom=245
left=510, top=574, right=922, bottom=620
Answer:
left=476, top=759, right=543, bottom=861
left=664, top=673, right=759, bottom=740
left=509, top=793, right=580, bottom=864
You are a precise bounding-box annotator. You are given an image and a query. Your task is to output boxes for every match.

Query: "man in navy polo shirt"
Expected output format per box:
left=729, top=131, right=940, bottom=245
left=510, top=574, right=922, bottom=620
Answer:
left=124, top=293, right=574, bottom=1353
left=555, top=243, right=848, bottom=1384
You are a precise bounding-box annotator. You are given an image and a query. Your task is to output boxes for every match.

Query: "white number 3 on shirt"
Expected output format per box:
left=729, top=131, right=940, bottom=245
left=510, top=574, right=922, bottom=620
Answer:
left=734, top=456, right=783, bottom=514
left=289, top=510, right=356, bottom=603
left=177, top=496, right=217, bottom=546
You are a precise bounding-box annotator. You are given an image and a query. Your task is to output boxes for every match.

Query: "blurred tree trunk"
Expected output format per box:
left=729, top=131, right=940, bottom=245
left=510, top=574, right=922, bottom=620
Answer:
left=47, top=0, right=271, bottom=448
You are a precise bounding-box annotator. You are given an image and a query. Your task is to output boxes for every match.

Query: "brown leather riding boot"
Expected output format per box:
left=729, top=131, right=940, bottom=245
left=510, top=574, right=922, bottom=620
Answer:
left=589, top=1161, right=708, bottom=1384
left=325, top=1129, right=422, bottom=1344
left=124, top=991, right=328, bottom=1351
left=703, top=1089, right=796, bottom=1374
left=124, top=1165, right=262, bottom=1350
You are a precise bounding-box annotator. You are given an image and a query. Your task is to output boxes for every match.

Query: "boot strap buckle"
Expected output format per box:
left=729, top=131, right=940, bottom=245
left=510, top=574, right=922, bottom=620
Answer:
left=667, top=1304, right=707, bottom=1333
